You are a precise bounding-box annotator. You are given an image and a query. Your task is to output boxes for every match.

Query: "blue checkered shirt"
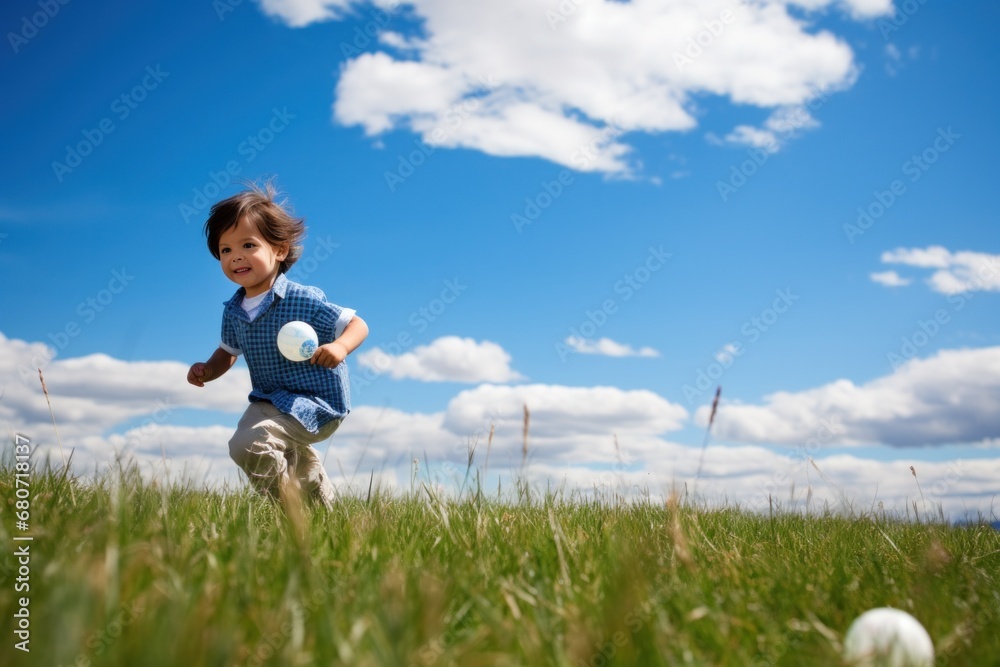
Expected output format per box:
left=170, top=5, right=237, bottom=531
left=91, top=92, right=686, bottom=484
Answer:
left=220, top=273, right=355, bottom=434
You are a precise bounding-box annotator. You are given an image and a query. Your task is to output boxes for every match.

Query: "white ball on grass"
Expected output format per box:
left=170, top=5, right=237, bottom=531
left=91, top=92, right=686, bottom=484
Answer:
left=843, top=607, right=934, bottom=667
left=277, top=321, right=318, bottom=362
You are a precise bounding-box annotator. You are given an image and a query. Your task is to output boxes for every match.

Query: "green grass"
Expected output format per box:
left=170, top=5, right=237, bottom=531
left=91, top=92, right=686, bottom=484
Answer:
left=1, top=456, right=998, bottom=667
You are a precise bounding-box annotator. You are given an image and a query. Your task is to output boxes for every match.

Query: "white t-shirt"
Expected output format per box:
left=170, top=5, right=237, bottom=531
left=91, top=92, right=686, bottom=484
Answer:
left=241, top=292, right=268, bottom=321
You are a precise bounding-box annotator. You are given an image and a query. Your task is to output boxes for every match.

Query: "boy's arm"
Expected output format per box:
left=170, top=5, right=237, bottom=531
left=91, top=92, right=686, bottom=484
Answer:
left=311, top=315, right=369, bottom=368
left=187, top=347, right=237, bottom=387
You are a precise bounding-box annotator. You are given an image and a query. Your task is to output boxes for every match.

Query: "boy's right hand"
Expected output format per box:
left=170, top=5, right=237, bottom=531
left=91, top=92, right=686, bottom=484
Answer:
left=187, top=362, right=213, bottom=387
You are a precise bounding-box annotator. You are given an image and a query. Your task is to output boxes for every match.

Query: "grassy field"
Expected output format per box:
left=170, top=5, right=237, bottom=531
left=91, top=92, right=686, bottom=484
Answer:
left=1, top=456, right=998, bottom=667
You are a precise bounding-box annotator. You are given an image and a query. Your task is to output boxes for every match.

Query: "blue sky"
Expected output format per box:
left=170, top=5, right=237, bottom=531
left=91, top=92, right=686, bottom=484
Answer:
left=2, top=0, right=998, bottom=517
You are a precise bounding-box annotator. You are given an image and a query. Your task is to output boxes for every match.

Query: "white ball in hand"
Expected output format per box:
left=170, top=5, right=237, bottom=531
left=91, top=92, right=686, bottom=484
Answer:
left=277, top=321, right=318, bottom=362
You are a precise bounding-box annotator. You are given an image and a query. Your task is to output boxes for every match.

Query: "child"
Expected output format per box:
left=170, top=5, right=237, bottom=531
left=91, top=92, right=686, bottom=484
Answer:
left=186, top=180, right=368, bottom=509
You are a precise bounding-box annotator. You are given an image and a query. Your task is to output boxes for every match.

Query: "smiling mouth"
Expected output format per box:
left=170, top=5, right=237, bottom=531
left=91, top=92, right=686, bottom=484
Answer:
left=234, top=267, right=251, bottom=275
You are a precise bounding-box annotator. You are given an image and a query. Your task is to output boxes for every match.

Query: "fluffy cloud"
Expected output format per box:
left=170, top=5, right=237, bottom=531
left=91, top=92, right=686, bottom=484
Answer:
left=0, top=332, right=249, bottom=437
left=295, top=392, right=1000, bottom=521
left=870, top=270, right=911, bottom=287
left=441, top=383, right=688, bottom=440
left=700, top=346, right=1000, bottom=448
left=355, top=336, right=524, bottom=382
left=77, top=425, right=239, bottom=484
left=336, top=409, right=1000, bottom=521
left=524, top=449, right=999, bottom=518
left=790, top=0, right=894, bottom=19
left=563, top=336, right=660, bottom=358
left=717, top=105, right=823, bottom=152
left=880, top=245, right=1000, bottom=294
left=256, top=0, right=355, bottom=27
left=7, top=330, right=1000, bottom=519
left=714, top=342, right=741, bottom=363
left=256, top=0, right=892, bottom=174
left=881, top=245, right=953, bottom=268
left=0, top=331, right=253, bottom=485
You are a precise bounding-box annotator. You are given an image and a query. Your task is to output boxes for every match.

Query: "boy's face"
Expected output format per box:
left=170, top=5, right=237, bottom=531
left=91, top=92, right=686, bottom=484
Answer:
left=218, top=217, right=288, bottom=297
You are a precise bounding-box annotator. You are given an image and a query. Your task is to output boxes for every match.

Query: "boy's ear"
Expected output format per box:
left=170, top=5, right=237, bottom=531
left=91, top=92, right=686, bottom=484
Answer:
left=276, top=242, right=290, bottom=261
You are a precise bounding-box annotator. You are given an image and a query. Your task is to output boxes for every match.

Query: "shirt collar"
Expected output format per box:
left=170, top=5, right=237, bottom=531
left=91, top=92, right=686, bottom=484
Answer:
left=272, top=272, right=290, bottom=298
left=223, top=272, right=290, bottom=312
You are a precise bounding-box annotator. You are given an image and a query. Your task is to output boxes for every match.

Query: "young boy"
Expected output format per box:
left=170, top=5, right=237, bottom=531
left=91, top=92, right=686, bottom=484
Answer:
left=186, top=181, right=368, bottom=509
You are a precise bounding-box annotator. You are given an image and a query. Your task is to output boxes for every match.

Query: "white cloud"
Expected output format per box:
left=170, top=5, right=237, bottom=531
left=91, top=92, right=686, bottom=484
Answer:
left=378, top=30, right=421, bottom=51
left=440, top=383, right=688, bottom=451
left=714, top=342, right=741, bottom=363
left=334, top=52, right=472, bottom=135
left=0, top=331, right=252, bottom=483
left=870, top=270, right=911, bottom=287
left=721, top=105, right=822, bottom=152
left=880, top=246, right=1000, bottom=294
left=527, top=449, right=1000, bottom=519
left=564, top=336, right=660, bottom=358
left=355, top=336, right=524, bottom=382
left=257, top=0, right=891, bottom=174
left=767, top=106, right=821, bottom=133
left=884, top=42, right=901, bottom=75
left=7, top=330, right=1000, bottom=520
left=722, top=124, right=782, bottom=152
left=344, top=417, right=1000, bottom=521
left=700, top=346, right=1000, bottom=448
left=0, top=332, right=249, bottom=437
left=289, top=385, right=688, bottom=476
left=788, top=0, right=894, bottom=19
left=883, top=41, right=922, bottom=76
left=311, top=386, right=1000, bottom=521
left=881, top=245, right=953, bottom=268
left=256, top=0, right=354, bottom=27
left=80, top=424, right=239, bottom=484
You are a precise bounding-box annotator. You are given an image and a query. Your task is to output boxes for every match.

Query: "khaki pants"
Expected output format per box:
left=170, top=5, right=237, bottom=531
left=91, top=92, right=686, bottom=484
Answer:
left=228, top=401, right=339, bottom=508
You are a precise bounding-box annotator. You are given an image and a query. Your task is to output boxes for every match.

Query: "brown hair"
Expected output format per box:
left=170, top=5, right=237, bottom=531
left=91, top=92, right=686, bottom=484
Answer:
left=203, top=179, right=305, bottom=274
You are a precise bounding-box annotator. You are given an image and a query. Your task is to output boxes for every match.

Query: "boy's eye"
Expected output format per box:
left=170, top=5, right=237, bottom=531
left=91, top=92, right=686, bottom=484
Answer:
left=220, top=248, right=230, bottom=254
left=243, top=243, right=255, bottom=249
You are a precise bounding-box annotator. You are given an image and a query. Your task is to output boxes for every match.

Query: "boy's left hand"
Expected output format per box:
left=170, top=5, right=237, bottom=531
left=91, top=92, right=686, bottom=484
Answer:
left=311, top=342, right=348, bottom=368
